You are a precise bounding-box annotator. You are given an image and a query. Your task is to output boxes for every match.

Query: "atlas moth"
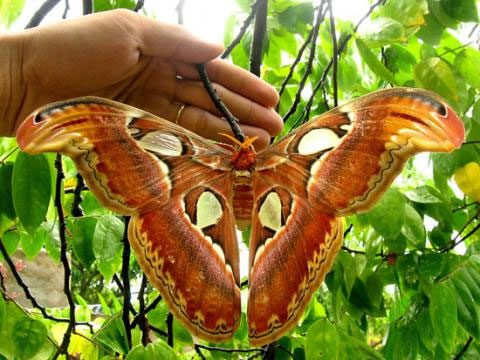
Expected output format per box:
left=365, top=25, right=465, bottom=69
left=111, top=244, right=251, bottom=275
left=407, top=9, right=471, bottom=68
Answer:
left=16, top=87, right=464, bottom=346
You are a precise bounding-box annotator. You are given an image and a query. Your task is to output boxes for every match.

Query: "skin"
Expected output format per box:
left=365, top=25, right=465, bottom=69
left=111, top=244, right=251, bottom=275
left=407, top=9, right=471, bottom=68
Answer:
left=0, top=9, right=283, bottom=149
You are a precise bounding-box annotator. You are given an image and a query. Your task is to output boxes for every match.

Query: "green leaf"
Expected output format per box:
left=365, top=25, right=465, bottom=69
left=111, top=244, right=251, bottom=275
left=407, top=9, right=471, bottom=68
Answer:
left=305, top=318, right=339, bottom=359
left=68, top=217, right=97, bottom=268
left=380, top=0, right=428, bottom=27
left=401, top=204, right=426, bottom=247
left=1, top=231, right=20, bottom=258
left=94, top=0, right=135, bottom=12
left=278, top=3, right=314, bottom=34
left=0, top=0, right=25, bottom=28
left=404, top=185, right=442, bottom=203
left=440, top=0, right=478, bottom=22
left=449, top=274, right=480, bottom=338
left=365, top=188, right=406, bottom=240
left=93, top=215, right=124, bottom=262
left=0, top=163, right=15, bottom=235
left=455, top=48, right=480, bottom=90
left=125, top=341, right=177, bottom=360
left=20, top=229, right=43, bottom=259
left=0, top=296, right=5, bottom=325
left=93, top=314, right=130, bottom=355
left=12, top=152, right=51, bottom=235
left=356, top=38, right=398, bottom=85
left=413, top=57, right=458, bottom=107
left=12, top=318, right=48, bottom=360
left=361, top=17, right=405, bottom=47
left=429, top=282, right=457, bottom=352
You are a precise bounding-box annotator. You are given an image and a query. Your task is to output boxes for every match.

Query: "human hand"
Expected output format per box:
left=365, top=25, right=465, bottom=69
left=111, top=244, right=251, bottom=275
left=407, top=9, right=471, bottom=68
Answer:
left=2, top=9, right=282, bottom=148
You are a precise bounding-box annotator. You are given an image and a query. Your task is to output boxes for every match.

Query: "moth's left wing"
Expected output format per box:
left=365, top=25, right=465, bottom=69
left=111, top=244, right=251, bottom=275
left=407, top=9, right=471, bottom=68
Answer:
left=247, top=87, right=465, bottom=345
left=16, top=97, right=242, bottom=342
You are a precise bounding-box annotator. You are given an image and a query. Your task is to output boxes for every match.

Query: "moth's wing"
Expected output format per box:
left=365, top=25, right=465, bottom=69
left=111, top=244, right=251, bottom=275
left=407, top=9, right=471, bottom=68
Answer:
left=247, top=181, right=343, bottom=346
left=247, top=87, right=464, bottom=345
left=17, top=97, right=241, bottom=342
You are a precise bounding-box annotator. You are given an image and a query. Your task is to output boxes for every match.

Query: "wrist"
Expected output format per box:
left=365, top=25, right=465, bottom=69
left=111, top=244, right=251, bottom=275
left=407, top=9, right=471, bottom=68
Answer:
left=0, top=33, right=26, bottom=137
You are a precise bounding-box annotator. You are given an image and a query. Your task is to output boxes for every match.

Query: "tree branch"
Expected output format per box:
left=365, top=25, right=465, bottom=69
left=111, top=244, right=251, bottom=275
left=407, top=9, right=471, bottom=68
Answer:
left=166, top=312, right=174, bottom=347
left=175, top=0, right=185, bottom=24
left=53, top=154, right=76, bottom=360
left=121, top=216, right=132, bottom=349
left=301, top=0, right=386, bottom=123
left=222, top=1, right=258, bottom=59
left=453, top=336, right=473, bottom=360
left=196, top=64, right=245, bottom=142
left=249, top=0, right=268, bottom=76
left=26, top=0, right=62, bottom=29
left=282, top=1, right=328, bottom=123
left=134, top=0, right=145, bottom=12
left=328, top=0, right=338, bottom=107
left=71, top=173, right=85, bottom=217
left=82, top=0, right=93, bottom=15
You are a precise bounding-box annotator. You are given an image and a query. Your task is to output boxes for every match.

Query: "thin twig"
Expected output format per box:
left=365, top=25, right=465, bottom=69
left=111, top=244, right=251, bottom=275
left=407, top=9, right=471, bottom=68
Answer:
left=26, top=0, right=62, bottom=28
left=263, top=342, right=276, bottom=359
left=53, top=154, right=76, bottom=360
left=442, top=222, right=480, bottom=253
left=121, top=216, right=132, bottom=349
left=0, top=238, right=93, bottom=330
left=166, top=313, right=174, bottom=347
left=195, top=344, right=263, bottom=354
left=194, top=344, right=207, bottom=359
left=463, top=140, right=480, bottom=145
left=282, top=1, right=328, bottom=123
left=249, top=0, right=268, bottom=76
left=175, top=0, right=185, bottom=24
left=196, top=64, right=245, bottom=141
left=71, top=173, right=85, bottom=217
left=137, top=275, right=150, bottom=345
left=133, top=0, right=144, bottom=12
left=302, top=0, right=386, bottom=123
left=453, top=336, right=473, bottom=360
left=222, top=1, right=258, bottom=59
left=328, top=0, right=338, bottom=107
left=62, top=0, right=69, bottom=19
left=82, top=0, right=92, bottom=15
left=277, top=27, right=314, bottom=106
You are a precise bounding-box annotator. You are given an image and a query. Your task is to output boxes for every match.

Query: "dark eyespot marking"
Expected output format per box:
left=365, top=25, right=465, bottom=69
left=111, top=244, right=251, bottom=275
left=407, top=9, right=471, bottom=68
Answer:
left=407, top=93, right=447, bottom=116
left=33, top=112, right=45, bottom=124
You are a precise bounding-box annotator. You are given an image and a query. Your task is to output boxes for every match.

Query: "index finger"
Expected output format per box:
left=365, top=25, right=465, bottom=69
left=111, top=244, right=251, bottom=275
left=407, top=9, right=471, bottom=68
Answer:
left=176, top=59, right=279, bottom=108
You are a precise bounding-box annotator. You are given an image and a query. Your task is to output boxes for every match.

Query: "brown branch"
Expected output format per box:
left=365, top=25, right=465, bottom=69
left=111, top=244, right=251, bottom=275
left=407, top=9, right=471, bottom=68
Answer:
left=82, top=0, right=93, bottom=15
left=222, top=1, right=258, bottom=59
left=277, top=27, right=314, bottom=106
left=453, top=336, right=473, bottom=360
left=249, top=0, right=268, bottom=76
left=136, top=275, right=150, bottom=345
left=134, top=0, right=145, bottom=12
left=175, top=0, right=185, bottom=24
left=301, top=0, right=386, bottom=123
left=53, top=154, right=76, bottom=360
left=62, top=0, right=69, bottom=19
left=282, top=1, right=328, bottom=123
left=166, top=312, right=174, bottom=347
left=0, top=238, right=93, bottom=330
left=328, top=0, right=338, bottom=107
left=195, top=343, right=263, bottom=355
left=71, top=173, right=85, bottom=217
left=196, top=64, right=245, bottom=142
left=26, top=0, right=62, bottom=29
left=121, top=216, right=132, bottom=349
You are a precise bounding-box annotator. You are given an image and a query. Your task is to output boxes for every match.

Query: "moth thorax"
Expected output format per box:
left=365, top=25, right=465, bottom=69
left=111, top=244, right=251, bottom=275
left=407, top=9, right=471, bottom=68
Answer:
left=231, top=147, right=256, bottom=170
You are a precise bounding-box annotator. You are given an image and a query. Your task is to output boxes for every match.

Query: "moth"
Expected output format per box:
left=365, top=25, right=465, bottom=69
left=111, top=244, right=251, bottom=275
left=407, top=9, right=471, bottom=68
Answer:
left=16, top=87, right=464, bottom=346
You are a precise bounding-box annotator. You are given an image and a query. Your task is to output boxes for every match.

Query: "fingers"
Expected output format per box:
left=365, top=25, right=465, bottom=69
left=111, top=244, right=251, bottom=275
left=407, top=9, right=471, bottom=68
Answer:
left=127, top=95, right=272, bottom=150
left=176, top=59, right=279, bottom=108
left=176, top=106, right=272, bottom=150
left=134, top=12, right=224, bottom=63
left=174, top=79, right=283, bottom=136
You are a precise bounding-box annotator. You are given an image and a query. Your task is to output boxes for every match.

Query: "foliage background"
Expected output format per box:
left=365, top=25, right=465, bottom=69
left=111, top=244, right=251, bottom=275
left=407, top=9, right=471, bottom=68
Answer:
left=1, top=0, right=480, bottom=359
